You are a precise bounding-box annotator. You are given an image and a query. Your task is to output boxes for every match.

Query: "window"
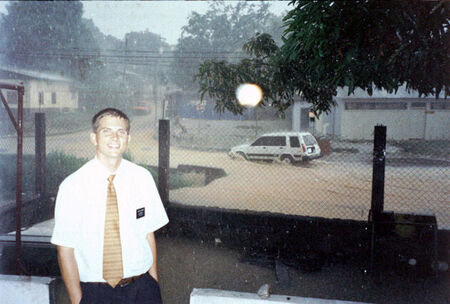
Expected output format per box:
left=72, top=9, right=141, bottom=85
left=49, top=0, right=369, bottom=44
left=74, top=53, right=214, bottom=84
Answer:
left=430, top=102, right=450, bottom=110
left=251, top=137, right=267, bottom=146
left=290, top=136, right=300, bottom=148
left=39, top=92, right=44, bottom=105
left=51, top=92, right=57, bottom=104
left=268, top=136, right=286, bottom=146
left=251, top=136, right=285, bottom=146
left=345, top=101, right=407, bottom=110
left=303, top=134, right=317, bottom=146
left=410, top=102, right=426, bottom=109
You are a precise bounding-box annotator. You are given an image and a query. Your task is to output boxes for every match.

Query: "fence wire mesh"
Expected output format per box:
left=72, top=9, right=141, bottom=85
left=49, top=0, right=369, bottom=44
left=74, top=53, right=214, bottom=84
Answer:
left=0, top=105, right=449, bottom=231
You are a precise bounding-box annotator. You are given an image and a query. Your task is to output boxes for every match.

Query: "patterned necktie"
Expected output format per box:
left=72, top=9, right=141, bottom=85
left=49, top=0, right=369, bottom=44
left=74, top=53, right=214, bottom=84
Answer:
left=103, top=175, right=124, bottom=288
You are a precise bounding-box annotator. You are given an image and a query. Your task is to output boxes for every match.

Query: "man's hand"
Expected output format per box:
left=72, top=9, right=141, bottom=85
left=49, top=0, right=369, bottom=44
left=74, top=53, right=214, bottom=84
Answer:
left=57, top=245, right=82, bottom=304
left=146, top=233, right=158, bottom=281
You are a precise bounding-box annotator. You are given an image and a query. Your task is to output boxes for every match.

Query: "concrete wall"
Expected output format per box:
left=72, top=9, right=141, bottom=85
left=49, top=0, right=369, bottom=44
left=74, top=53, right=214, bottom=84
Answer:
left=311, top=87, right=450, bottom=140
left=292, top=100, right=312, bottom=132
left=163, top=203, right=369, bottom=266
left=337, top=99, right=449, bottom=140
left=425, top=110, right=450, bottom=140
left=0, top=196, right=55, bottom=234
left=190, top=288, right=371, bottom=304
left=0, top=275, right=54, bottom=304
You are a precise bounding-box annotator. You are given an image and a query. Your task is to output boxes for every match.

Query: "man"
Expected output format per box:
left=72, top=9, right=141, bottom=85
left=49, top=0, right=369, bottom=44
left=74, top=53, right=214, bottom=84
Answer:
left=51, top=108, right=169, bottom=304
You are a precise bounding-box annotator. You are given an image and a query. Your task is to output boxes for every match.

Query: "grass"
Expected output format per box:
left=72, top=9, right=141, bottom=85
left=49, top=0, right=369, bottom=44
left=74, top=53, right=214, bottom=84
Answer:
left=390, top=140, right=450, bottom=158
left=0, top=151, right=193, bottom=201
left=123, top=152, right=194, bottom=190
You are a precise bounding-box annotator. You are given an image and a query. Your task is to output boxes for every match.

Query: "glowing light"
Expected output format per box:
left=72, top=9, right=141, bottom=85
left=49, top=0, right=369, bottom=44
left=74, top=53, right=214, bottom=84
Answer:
left=236, top=83, right=263, bottom=107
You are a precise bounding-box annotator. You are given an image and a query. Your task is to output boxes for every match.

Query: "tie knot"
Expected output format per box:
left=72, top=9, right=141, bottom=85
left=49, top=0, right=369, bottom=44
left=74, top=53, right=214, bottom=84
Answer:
left=108, top=175, right=115, bottom=183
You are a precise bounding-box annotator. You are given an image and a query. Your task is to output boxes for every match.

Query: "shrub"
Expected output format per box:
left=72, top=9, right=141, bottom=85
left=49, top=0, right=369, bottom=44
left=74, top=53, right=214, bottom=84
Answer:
left=0, top=151, right=193, bottom=201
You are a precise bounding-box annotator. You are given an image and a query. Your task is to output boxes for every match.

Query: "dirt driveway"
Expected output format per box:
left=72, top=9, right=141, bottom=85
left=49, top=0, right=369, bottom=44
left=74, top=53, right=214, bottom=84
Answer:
left=126, top=128, right=449, bottom=229
left=1, top=115, right=448, bottom=228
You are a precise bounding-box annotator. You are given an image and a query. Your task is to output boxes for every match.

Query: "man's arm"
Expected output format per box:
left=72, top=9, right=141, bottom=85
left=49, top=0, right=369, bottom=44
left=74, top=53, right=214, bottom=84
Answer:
left=57, top=245, right=82, bottom=304
left=146, top=232, right=158, bottom=281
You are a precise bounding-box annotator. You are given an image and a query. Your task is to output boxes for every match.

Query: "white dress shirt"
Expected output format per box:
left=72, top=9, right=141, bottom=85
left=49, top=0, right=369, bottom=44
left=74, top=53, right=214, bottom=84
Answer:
left=51, top=158, right=169, bottom=282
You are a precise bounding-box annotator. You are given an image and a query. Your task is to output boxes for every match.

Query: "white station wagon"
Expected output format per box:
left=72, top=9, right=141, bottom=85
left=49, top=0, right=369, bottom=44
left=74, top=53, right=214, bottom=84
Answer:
left=229, top=131, right=321, bottom=164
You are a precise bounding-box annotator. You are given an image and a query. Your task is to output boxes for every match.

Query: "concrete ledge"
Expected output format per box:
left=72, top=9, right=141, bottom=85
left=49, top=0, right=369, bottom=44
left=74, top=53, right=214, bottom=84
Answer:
left=190, top=288, right=371, bottom=304
left=0, top=274, right=54, bottom=304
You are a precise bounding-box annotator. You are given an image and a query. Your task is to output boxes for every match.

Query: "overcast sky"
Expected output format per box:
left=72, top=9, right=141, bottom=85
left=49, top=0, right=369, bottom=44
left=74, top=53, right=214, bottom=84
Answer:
left=0, top=1, right=291, bottom=45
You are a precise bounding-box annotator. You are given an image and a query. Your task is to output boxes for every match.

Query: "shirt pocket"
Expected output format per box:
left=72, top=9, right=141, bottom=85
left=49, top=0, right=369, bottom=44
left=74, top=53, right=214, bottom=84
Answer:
left=128, top=199, right=150, bottom=234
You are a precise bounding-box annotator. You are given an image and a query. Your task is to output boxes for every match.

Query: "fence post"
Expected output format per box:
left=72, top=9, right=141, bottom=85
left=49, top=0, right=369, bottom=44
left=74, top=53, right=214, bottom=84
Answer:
left=370, top=125, right=386, bottom=214
left=35, top=113, right=46, bottom=196
left=368, top=125, right=386, bottom=273
left=158, top=119, right=170, bottom=207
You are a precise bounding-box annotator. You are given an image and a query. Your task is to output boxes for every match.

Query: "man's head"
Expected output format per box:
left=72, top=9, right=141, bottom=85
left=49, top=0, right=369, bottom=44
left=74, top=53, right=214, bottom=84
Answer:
left=90, top=108, right=131, bottom=164
left=92, top=108, right=130, bottom=133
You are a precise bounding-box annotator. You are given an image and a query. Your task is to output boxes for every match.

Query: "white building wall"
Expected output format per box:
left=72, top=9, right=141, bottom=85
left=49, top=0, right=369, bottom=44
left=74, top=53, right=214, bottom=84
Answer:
left=28, top=79, right=78, bottom=110
left=292, top=101, right=301, bottom=132
left=425, top=110, right=450, bottom=140
left=313, top=86, right=449, bottom=140
left=337, top=99, right=450, bottom=140
left=341, top=108, right=416, bottom=140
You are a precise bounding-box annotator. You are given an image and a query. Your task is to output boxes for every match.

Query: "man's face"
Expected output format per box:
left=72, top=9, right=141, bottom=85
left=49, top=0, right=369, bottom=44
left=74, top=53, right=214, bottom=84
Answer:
left=90, top=115, right=130, bottom=162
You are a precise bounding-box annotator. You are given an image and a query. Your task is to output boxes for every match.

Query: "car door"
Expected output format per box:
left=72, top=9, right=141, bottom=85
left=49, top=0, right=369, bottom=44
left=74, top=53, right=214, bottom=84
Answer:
left=267, top=136, right=287, bottom=160
left=247, top=136, right=270, bottom=160
left=289, top=135, right=304, bottom=160
left=301, top=133, right=319, bottom=156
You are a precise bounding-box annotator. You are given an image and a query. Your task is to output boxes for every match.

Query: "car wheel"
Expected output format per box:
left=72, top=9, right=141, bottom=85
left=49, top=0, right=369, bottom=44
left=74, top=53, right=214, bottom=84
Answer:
left=237, top=151, right=248, bottom=160
left=280, top=155, right=295, bottom=165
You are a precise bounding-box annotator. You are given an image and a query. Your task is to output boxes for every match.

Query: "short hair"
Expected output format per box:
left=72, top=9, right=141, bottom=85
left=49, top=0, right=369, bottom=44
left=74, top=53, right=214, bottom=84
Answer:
left=92, top=108, right=130, bottom=133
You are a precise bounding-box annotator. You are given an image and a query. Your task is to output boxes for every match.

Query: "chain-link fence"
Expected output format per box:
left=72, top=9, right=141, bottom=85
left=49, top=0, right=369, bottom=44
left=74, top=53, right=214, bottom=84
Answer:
left=1, top=105, right=449, bottom=232
left=165, top=115, right=450, bottom=230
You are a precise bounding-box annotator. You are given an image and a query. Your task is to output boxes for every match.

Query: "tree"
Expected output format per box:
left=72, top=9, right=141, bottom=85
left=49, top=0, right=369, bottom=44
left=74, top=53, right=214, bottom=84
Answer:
left=171, top=1, right=283, bottom=91
left=197, top=33, right=289, bottom=115
left=0, top=1, right=98, bottom=78
left=196, top=0, right=449, bottom=116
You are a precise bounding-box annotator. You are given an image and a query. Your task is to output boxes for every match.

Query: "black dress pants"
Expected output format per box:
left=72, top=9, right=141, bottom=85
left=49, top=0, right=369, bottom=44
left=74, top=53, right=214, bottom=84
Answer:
left=80, top=273, right=162, bottom=304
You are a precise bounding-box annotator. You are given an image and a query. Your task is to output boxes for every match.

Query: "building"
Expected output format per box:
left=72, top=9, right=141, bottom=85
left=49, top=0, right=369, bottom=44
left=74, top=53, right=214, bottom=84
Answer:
left=292, top=86, right=449, bottom=140
left=0, top=67, right=78, bottom=114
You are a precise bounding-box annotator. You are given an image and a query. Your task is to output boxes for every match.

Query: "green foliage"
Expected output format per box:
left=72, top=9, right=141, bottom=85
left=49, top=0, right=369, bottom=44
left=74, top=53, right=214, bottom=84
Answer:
left=0, top=152, right=88, bottom=201
left=142, top=165, right=194, bottom=190
left=0, top=152, right=193, bottom=201
left=46, top=152, right=89, bottom=195
left=392, top=140, right=450, bottom=158
left=282, top=0, right=449, bottom=108
left=196, top=32, right=296, bottom=116
left=0, top=154, right=35, bottom=201
left=196, top=0, right=449, bottom=117
left=0, top=1, right=98, bottom=77
left=171, top=1, right=284, bottom=90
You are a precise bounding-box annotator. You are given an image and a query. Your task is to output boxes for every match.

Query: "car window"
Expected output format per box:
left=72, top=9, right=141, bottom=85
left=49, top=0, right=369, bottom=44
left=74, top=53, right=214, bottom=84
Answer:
left=251, top=136, right=286, bottom=146
left=290, top=136, right=300, bottom=147
left=268, top=136, right=285, bottom=146
left=302, top=134, right=317, bottom=146
left=251, top=137, right=269, bottom=146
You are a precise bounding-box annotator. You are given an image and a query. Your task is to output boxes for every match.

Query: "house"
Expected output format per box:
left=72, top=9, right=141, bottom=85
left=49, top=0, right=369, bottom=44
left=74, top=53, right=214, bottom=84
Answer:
left=292, top=86, right=449, bottom=140
left=0, top=67, right=78, bottom=114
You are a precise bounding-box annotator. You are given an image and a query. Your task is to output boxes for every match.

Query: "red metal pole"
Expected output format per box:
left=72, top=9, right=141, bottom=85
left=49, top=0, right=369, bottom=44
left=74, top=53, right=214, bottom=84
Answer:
left=15, top=87, right=24, bottom=274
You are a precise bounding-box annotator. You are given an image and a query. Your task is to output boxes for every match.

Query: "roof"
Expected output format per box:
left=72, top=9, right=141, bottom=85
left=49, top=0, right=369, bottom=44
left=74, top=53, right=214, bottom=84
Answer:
left=262, top=131, right=314, bottom=137
left=0, top=66, right=74, bottom=82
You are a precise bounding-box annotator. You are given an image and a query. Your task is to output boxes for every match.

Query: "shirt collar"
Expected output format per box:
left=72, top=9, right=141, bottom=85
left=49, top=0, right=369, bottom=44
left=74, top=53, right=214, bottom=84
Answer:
left=92, top=157, right=125, bottom=180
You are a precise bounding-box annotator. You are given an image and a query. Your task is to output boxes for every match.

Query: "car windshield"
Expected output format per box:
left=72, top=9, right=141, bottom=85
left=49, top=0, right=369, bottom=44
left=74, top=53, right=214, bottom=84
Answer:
left=302, top=134, right=317, bottom=146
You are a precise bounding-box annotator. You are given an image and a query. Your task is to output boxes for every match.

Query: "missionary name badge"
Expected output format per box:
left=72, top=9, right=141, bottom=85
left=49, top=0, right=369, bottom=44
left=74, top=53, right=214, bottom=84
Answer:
left=136, top=207, right=145, bottom=219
